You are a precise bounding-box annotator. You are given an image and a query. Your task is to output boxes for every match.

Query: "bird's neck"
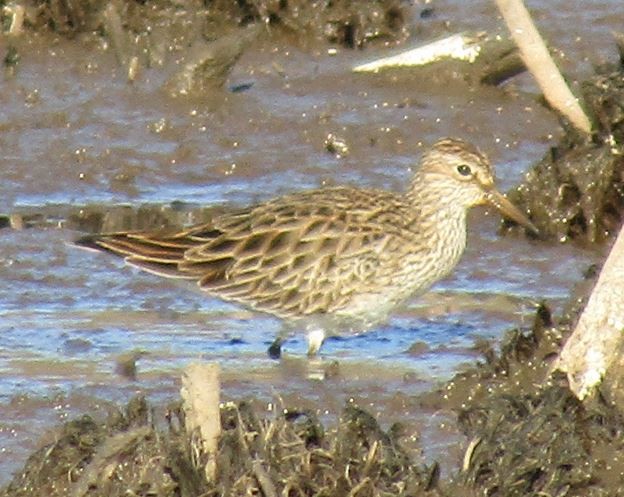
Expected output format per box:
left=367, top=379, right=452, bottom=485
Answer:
left=404, top=171, right=469, bottom=283
left=406, top=172, right=469, bottom=226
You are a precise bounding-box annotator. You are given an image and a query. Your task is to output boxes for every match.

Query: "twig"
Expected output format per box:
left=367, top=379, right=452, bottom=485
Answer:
left=252, top=459, right=278, bottom=497
left=70, top=426, right=152, bottom=497
left=347, top=477, right=372, bottom=497
left=494, top=0, right=592, bottom=135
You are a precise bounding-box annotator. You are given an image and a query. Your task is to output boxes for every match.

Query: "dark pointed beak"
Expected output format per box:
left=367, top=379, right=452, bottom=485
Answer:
left=485, top=189, right=539, bottom=235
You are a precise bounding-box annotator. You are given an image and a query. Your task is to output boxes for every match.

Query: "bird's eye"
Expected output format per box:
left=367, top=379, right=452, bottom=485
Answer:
left=456, top=164, right=472, bottom=176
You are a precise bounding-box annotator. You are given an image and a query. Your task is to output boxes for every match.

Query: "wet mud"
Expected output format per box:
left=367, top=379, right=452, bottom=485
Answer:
left=507, top=63, right=624, bottom=243
left=445, top=301, right=624, bottom=496
left=6, top=299, right=624, bottom=496
left=2, top=0, right=624, bottom=495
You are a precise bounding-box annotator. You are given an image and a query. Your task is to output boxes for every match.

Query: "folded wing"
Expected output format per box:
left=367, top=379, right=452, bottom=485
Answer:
left=75, top=187, right=419, bottom=318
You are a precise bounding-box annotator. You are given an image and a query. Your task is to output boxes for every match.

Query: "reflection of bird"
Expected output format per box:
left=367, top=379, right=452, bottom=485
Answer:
left=76, top=138, right=536, bottom=357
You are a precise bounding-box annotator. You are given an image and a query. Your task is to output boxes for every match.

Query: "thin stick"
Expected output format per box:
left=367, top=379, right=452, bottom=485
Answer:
left=494, top=0, right=592, bottom=135
left=252, top=460, right=278, bottom=497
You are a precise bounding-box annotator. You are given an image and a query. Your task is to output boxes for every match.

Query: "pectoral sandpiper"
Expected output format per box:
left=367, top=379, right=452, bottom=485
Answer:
left=76, top=138, right=537, bottom=357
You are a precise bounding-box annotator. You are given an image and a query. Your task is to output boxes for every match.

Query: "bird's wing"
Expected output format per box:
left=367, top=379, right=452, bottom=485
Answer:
left=183, top=187, right=421, bottom=317
left=75, top=187, right=421, bottom=318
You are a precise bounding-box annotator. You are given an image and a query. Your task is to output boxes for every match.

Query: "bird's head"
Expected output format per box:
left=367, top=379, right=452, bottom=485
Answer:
left=413, top=138, right=537, bottom=233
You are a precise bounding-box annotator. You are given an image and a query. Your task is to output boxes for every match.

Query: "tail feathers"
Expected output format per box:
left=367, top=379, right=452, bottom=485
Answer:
left=73, top=234, right=111, bottom=253
left=124, top=257, right=197, bottom=279
left=74, top=231, right=238, bottom=283
left=74, top=233, right=194, bottom=279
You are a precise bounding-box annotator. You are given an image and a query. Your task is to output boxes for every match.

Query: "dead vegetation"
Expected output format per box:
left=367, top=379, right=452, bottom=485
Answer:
left=506, top=61, right=624, bottom=243
left=6, top=0, right=409, bottom=47
left=5, top=300, right=624, bottom=496
left=2, top=397, right=441, bottom=497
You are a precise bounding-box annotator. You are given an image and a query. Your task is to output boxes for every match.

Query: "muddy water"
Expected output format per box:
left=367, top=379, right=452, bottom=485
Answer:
left=0, top=0, right=619, bottom=484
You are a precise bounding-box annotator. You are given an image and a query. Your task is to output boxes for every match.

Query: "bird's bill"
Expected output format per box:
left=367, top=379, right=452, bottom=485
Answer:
left=486, top=189, right=539, bottom=234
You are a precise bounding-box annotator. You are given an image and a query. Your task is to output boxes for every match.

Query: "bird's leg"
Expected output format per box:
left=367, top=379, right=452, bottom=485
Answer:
left=306, top=325, right=328, bottom=380
left=267, top=325, right=326, bottom=358
left=267, top=324, right=292, bottom=359
left=306, top=327, right=326, bottom=356
left=267, top=336, right=283, bottom=359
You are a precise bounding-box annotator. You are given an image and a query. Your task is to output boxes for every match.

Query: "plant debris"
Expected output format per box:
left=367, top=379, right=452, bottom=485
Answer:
left=2, top=397, right=441, bottom=497
left=506, top=60, right=624, bottom=243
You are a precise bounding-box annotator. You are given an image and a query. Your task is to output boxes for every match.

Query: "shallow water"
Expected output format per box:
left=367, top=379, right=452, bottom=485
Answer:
left=0, top=0, right=618, bottom=483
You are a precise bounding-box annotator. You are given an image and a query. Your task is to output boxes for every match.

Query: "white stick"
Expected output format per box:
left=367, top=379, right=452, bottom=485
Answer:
left=554, top=226, right=624, bottom=399
left=181, top=362, right=221, bottom=481
left=352, top=33, right=482, bottom=72
left=494, top=0, right=592, bottom=135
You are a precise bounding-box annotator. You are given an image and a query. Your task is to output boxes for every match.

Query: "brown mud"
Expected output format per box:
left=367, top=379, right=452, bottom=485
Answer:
left=2, top=0, right=624, bottom=495
left=6, top=298, right=624, bottom=496
left=507, top=64, right=624, bottom=243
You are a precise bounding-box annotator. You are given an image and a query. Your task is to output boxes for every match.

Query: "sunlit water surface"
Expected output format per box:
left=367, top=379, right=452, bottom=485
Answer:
left=0, top=0, right=618, bottom=483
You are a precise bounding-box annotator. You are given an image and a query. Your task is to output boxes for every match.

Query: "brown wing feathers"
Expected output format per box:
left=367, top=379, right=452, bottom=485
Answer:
left=75, top=187, right=407, bottom=317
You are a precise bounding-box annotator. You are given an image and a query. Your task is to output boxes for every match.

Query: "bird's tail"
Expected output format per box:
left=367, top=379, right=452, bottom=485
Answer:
left=73, top=231, right=199, bottom=279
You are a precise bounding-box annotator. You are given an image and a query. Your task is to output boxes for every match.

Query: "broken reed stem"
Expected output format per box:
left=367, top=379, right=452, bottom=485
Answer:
left=180, top=362, right=221, bottom=481
left=252, top=460, right=278, bottom=497
left=494, top=0, right=592, bottom=135
left=347, top=477, right=372, bottom=497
